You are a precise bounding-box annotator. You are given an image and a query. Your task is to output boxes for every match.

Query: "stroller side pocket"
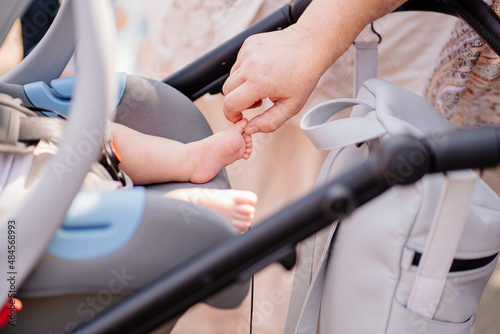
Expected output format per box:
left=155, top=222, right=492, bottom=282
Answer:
left=386, top=298, right=474, bottom=334
left=387, top=250, right=498, bottom=334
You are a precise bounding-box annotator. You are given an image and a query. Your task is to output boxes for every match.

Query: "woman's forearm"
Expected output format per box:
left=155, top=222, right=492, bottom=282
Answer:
left=295, top=0, right=408, bottom=73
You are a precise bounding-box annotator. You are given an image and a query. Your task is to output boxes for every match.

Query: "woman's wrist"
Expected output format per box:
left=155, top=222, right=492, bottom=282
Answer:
left=294, top=0, right=408, bottom=71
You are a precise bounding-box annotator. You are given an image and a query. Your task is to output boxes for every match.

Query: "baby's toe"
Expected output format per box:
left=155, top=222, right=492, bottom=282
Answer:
left=234, top=211, right=252, bottom=221
left=234, top=191, right=258, bottom=205
left=232, top=218, right=251, bottom=232
left=243, top=148, right=252, bottom=159
left=235, top=204, right=255, bottom=216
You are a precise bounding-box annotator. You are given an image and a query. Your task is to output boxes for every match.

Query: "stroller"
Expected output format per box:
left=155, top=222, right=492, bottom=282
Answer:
left=1, top=0, right=500, bottom=333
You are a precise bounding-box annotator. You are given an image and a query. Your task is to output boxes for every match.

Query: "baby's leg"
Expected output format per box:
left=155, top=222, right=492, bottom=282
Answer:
left=166, top=188, right=257, bottom=232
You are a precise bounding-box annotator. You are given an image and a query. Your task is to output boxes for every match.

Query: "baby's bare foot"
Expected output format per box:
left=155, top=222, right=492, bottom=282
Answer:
left=166, top=188, right=257, bottom=232
left=189, top=119, right=252, bottom=184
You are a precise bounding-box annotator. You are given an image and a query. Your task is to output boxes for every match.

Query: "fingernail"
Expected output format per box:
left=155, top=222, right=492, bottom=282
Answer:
left=246, top=126, right=258, bottom=135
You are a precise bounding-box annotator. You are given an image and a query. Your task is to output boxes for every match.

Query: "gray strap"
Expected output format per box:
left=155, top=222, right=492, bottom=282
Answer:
left=285, top=149, right=342, bottom=334
left=19, top=117, right=66, bottom=142
left=0, top=94, right=66, bottom=153
left=294, top=225, right=337, bottom=334
left=0, top=107, right=20, bottom=145
left=0, top=93, right=63, bottom=153
left=407, top=170, right=478, bottom=317
left=354, top=41, right=378, bottom=95
left=299, top=99, right=382, bottom=152
left=0, top=115, right=65, bottom=154
left=284, top=235, right=315, bottom=334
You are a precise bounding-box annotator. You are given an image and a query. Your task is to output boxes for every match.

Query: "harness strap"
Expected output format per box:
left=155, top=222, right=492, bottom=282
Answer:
left=19, top=117, right=65, bottom=142
left=0, top=94, right=66, bottom=154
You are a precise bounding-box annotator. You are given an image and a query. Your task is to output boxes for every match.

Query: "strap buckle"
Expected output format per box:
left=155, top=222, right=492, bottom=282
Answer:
left=100, top=140, right=126, bottom=186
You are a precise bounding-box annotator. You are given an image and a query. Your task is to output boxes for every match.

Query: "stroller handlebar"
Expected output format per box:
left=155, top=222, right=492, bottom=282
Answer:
left=396, top=0, right=500, bottom=55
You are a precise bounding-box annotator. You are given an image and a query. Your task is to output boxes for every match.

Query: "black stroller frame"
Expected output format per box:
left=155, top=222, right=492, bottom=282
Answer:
left=9, top=0, right=498, bottom=333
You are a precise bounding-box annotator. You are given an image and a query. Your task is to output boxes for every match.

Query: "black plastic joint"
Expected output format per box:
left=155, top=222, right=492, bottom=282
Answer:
left=378, top=135, right=431, bottom=186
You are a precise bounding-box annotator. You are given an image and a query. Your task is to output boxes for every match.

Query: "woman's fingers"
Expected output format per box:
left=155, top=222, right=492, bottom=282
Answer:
left=223, top=81, right=265, bottom=123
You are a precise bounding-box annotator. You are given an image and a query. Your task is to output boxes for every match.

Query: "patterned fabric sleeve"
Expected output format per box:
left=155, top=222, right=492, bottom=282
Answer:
left=424, top=0, right=500, bottom=127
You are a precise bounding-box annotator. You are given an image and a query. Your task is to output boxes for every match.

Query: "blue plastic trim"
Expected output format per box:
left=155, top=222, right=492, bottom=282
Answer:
left=24, top=72, right=127, bottom=117
left=50, top=76, right=80, bottom=98
left=24, top=81, right=70, bottom=117
left=47, top=187, right=147, bottom=260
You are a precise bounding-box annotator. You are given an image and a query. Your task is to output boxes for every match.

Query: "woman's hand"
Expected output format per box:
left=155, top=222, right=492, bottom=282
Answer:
left=222, top=25, right=329, bottom=134
left=222, top=0, right=407, bottom=134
